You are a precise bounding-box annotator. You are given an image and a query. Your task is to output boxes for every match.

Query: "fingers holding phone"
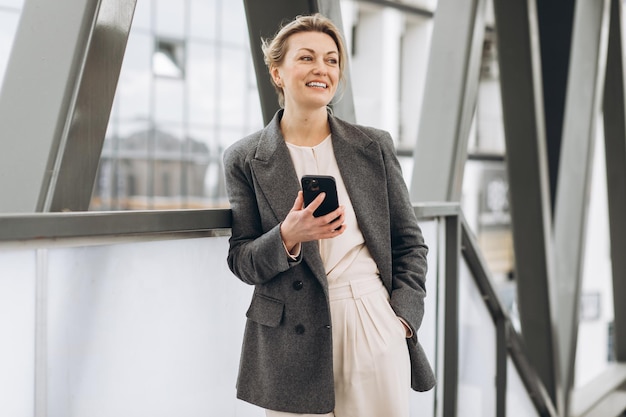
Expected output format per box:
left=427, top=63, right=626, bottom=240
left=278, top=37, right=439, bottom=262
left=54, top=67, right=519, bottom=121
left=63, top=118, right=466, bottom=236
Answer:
left=280, top=191, right=345, bottom=250
left=301, top=175, right=346, bottom=238
left=307, top=196, right=345, bottom=231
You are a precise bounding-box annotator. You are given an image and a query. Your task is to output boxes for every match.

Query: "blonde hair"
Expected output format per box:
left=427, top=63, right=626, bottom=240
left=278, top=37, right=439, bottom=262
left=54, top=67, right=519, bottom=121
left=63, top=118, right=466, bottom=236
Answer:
left=261, top=13, right=347, bottom=108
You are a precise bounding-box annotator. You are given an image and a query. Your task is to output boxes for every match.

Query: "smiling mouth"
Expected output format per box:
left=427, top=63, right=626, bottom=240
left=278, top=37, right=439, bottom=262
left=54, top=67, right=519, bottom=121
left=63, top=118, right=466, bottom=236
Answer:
left=306, top=82, right=327, bottom=89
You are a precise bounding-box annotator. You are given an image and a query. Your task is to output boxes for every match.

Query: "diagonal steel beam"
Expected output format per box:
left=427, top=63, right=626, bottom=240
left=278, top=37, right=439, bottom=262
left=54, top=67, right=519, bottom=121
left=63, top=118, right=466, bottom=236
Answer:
left=409, top=0, right=486, bottom=202
left=603, top=0, right=626, bottom=363
left=535, top=0, right=576, bottom=210
left=553, top=0, right=611, bottom=414
left=0, top=0, right=136, bottom=212
left=243, top=0, right=354, bottom=126
left=492, top=0, right=559, bottom=407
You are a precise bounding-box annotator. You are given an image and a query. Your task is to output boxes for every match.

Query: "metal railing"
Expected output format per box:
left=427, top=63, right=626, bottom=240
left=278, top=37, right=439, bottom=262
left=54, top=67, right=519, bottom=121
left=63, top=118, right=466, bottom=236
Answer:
left=0, top=203, right=562, bottom=416
left=415, top=203, right=557, bottom=417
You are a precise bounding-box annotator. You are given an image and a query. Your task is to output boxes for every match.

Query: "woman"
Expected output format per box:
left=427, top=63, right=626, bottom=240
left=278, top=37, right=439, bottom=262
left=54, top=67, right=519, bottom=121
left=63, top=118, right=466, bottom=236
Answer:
left=223, top=13, right=435, bottom=417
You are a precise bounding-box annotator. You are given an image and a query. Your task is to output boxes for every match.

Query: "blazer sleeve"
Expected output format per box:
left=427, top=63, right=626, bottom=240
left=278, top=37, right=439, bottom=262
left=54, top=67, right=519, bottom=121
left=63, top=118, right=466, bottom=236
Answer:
left=222, top=143, right=301, bottom=286
left=379, top=131, right=429, bottom=340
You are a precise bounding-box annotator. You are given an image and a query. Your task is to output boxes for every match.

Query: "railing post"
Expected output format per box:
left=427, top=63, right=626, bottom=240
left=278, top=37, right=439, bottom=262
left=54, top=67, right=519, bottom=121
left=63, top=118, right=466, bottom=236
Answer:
left=496, top=317, right=508, bottom=416
left=441, top=215, right=460, bottom=417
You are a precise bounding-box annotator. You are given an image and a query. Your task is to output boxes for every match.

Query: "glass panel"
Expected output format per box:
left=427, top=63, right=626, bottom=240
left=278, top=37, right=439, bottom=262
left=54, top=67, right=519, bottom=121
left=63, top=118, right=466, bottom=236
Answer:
left=218, top=46, right=248, bottom=126
left=96, top=121, right=150, bottom=211
left=220, top=0, right=247, bottom=47
left=506, top=358, right=540, bottom=417
left=187, top=42, right=216, bottom=127
left=155, top=0, right=185, bottom=38
left=0, top=215, right=443, bottom=417
left=153, top=38, right=186, bottom=78
left=95, top=0, right=259, bottom=211
left=190, top=0, right=217, bottom=40
left=112, top=31, right=152, bottom=123
left=152, top=125, right=184, bottom=206
left=188, top=127, right=226, bottom=206
left=458, top=260, right=497, bottom=417
left=0, top=250, right=36, bottom=417
left=409, top=219, right=438, bottom=416
left=575, top=116, right=614, bottom=387
left=244, top=58, right=264, bottom=133
left=461, top=158, right=516, bottom=325
left=131, top=0, right=151, bottom=31
left=219, top=126, right=254, bottom=153
left=155, top=78, right=185, bottom=124
left=44, top=236, right=265, bottom=416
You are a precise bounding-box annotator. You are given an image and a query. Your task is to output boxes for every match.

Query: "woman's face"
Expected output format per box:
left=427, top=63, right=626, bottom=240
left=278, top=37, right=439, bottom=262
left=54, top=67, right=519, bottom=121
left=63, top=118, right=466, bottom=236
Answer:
left=271, top=31, right=340, bottom=111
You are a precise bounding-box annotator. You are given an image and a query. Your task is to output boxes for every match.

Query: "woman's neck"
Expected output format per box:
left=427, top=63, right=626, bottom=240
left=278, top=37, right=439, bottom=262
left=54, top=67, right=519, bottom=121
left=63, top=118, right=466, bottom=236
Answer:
left=280, top=107, right=330, bottom=147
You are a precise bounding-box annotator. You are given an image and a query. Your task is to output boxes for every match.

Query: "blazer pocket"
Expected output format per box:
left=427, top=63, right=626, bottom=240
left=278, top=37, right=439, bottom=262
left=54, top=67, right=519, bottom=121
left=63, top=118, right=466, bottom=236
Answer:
left=246, top=293, right=284, bottom=328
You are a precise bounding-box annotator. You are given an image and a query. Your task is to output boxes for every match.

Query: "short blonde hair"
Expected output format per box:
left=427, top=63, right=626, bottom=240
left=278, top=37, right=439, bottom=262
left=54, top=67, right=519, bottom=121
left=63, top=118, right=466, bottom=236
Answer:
left=261, top=13, right=347, bottom=107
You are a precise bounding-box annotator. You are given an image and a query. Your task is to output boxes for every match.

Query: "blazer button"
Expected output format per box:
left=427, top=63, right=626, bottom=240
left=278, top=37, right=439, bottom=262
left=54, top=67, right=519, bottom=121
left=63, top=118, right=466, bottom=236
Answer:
left=295, top=324, right=305, bottom=335
left=292, top=280, right=304, bottom=291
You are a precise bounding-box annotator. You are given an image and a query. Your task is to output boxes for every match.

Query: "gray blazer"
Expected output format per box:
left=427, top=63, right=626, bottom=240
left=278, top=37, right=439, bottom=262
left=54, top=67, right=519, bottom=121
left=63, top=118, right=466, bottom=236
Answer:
left=223, top=110, right=435, bottom=414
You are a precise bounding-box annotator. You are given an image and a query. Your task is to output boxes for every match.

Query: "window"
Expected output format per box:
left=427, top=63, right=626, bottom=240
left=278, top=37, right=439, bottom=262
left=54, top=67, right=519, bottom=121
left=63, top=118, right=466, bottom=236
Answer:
left=153, top=38, right=186, bottom=78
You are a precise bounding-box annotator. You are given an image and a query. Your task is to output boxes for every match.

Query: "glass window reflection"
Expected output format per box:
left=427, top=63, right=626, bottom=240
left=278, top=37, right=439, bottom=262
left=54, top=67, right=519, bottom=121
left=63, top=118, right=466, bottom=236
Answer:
left=99, top=0, right=258, bottom=210
left=190, top=0, right=217, bottom=40
left=187, top=42, right=216, bottom=127
left=155, top=0, right=185, bottom=38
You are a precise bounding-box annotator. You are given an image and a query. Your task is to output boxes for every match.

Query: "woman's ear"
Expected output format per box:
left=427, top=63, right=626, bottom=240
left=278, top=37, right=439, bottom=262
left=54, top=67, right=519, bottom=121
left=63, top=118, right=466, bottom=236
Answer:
left=270, top=66, right=281, bottom=87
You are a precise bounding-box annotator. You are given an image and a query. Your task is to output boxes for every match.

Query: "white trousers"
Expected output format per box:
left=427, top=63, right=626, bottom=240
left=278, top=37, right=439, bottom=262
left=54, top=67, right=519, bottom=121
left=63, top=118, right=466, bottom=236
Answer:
left=266, top=277, right=410, bottom=417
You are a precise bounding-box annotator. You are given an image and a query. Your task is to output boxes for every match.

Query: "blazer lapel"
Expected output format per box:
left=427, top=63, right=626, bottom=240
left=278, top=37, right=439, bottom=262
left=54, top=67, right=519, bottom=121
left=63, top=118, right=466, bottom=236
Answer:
left=250, top=111, right=300, bottom=223
left=249, top=111, right=329, bottom=292
left=329, top=116, right=392, bottom=282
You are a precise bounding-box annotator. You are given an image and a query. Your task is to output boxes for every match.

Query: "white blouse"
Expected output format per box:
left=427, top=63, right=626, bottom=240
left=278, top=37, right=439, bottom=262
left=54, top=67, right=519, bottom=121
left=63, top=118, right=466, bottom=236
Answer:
left=286, top=135, right=379, bottom=285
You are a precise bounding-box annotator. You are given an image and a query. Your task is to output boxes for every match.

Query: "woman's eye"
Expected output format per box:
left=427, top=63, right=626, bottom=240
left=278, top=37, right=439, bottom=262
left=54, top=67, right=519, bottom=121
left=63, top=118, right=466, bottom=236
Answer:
left=328, top=58, right=338, bottom=65
left=300, top=56, right=313, bottom=61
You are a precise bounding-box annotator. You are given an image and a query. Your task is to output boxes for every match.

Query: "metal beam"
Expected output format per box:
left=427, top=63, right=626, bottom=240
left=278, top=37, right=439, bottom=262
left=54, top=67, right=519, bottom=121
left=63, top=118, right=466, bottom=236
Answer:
left=603, top=0, right=626, bottom=363
left=0, top=203, right=457, bottom=244
left=0, top=209, right=232, bottom=242
left=492, top=0, right=559, bottom=406
left=0, top=0, right=136, bottom=212
left=243, top=0, right=355, bottom=126
left=409, top=0, right=486, bottom=202
left=535, top=0, right=576, bottom=209
left=553, top=0, right=611, bottom=414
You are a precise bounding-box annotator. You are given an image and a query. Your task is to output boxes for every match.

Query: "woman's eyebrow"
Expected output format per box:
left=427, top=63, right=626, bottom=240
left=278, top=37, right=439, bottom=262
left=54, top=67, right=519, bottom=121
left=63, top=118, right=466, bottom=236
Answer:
left=297, top=47, right=338, bottom=55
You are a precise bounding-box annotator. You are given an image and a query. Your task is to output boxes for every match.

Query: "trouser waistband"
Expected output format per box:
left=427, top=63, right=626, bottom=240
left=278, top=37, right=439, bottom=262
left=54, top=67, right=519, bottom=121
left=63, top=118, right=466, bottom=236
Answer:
left=328, top=277, right=384, bottom=301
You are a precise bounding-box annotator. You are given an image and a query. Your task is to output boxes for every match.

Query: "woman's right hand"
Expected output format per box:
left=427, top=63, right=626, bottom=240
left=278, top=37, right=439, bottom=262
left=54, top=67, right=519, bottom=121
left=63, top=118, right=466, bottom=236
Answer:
left=280, top=191, right=346, bottom=253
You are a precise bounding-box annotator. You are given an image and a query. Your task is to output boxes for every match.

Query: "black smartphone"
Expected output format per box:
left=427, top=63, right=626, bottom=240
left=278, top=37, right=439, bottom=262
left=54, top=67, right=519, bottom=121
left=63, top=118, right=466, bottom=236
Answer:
left=301, top=175, right=339, bottom=217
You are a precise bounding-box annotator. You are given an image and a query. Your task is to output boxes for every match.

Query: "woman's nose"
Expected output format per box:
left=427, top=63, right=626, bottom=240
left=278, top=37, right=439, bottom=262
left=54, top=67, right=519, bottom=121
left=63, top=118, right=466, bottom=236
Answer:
left=313, top=58, right=327, bottom=74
